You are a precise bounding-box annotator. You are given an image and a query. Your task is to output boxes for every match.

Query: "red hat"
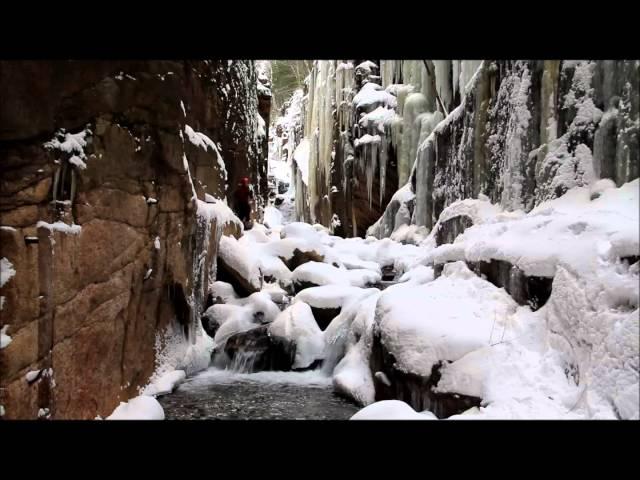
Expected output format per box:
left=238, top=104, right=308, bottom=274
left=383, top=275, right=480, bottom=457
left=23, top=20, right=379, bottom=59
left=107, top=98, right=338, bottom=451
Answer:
left=241, top=177, right=250, bottom=185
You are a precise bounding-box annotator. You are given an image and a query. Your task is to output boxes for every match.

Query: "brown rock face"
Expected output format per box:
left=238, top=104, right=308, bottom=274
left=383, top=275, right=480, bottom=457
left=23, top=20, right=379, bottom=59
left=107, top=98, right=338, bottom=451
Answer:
left=0, top=60, right=264, bottom=419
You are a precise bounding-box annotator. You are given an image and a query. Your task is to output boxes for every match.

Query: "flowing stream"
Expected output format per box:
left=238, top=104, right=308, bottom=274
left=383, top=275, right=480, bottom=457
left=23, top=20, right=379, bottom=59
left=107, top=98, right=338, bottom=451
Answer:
left=158, top=368, right=359, bottom=420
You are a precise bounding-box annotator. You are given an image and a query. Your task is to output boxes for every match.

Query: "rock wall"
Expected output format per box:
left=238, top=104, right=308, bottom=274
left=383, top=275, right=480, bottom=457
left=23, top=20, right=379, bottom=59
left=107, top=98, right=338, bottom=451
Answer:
left=255, top=61, right=272, bottom=216
left=0, top=60, right=266, bottom=419
left=375, top=60, right=639, bottom=235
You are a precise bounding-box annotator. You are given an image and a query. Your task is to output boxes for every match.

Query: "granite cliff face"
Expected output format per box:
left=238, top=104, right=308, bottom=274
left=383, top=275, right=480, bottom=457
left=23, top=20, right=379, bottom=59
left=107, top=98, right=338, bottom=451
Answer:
left=0, top=60, right=268, bottom=419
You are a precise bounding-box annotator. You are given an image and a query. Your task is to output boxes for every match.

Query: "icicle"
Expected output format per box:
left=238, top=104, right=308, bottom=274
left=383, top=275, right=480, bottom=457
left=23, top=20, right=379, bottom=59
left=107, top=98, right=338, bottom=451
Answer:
left=452, top=60, right=460, bottom=100
left=336, top=61, right=354, bottom=133
left=366, top=140, right=378, bottom=208
left=459, top=60, right=483, bottom=97
left=379, top=137, right=388, bottom=206
left=433, top=60, right=453, bottom=113
left=398, top=92, right=429, bottom=186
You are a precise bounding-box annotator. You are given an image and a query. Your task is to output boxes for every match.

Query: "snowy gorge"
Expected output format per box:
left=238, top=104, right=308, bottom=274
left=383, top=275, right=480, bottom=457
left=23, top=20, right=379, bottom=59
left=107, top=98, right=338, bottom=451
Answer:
left=0, top=59, right=638, bottom=420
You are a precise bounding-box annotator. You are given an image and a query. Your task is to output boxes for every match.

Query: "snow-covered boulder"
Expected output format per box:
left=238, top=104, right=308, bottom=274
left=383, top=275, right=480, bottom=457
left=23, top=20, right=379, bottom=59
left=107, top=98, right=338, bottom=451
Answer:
left=291, top=261, right=381, bottom=293
left=217, top=235, right=262, bottom=296
left=367, top=261, right=517, bottom=417
left=293, top=285, right=371, bottom=330
left=269, top=302, right=324, bottom=370
left=206, top=291, right=281, bottom=347
left=377, top=261, right=517, bottom=378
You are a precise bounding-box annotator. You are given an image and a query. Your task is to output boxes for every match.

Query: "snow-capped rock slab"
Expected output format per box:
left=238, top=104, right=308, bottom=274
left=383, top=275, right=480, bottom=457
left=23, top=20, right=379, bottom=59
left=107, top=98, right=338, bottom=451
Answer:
left=377, top=261, right=518, bottom=378
left=291, top=261, right=381, bottom=292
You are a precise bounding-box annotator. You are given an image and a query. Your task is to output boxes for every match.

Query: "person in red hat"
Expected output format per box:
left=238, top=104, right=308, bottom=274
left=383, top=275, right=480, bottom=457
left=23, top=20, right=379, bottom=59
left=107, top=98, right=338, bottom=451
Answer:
left=233, top=176, right=254, bottom=226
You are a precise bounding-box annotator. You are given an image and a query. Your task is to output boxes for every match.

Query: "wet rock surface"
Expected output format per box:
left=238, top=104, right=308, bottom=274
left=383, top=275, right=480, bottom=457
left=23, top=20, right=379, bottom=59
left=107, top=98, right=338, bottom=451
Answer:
left=468, top=259, right=553, bottom=310
left=309, top=306, right=341, bottom=331
left=435, top=215, right=474, bottom=246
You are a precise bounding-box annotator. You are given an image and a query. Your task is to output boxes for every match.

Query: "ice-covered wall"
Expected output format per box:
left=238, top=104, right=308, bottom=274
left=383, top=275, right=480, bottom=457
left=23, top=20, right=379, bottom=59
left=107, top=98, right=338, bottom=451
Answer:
left=374, top=60, right=639, bottom=236
left=271, top=60, right=638, bottom=239
left=282, top=60, right=402, bottom=236
left=283, top=60, right=502, bottom=237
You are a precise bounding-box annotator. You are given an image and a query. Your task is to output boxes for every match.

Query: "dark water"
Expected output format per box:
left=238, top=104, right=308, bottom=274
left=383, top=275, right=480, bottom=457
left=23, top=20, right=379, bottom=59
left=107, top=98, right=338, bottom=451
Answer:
left=158, top=368, right=359, bottom=420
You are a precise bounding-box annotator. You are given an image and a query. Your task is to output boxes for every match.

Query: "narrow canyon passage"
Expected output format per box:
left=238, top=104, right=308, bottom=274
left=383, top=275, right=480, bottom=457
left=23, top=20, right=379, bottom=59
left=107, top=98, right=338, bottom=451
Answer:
left=0, top=60, right=637, bottom=421
left=158, top=195, right=361, bottom=420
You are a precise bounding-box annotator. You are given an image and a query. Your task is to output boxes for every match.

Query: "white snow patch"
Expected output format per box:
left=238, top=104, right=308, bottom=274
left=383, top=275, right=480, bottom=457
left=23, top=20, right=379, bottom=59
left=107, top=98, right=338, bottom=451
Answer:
left=397, top=265, right=435, bottom=285
left=1, top=257, right=16, bottom=288
left=330, top=291, right=380, bottom=405
left=142, top=370, right=186, bottom=397
left=218, top=235, right=261, bottom=291
left=352, top=82, right=397, bottom=110
left=196, top=198, right=242, bottom=231
left=294, top=285, right=373, bottom=310
left=390, top=224, right=430, bottom=245
left=426, top=179, right=639, bottom=278
left=292, top=261, right=381, bottom=288
left=263, top=206, right=283, bottom=228
left=68, top=155, right=87, bottom=170
left=293, top=138, right=310, bottom=186
left=44, top=129, right=89, bottom=155
left=185, top=125, right=227, bottom=180
left=0, top=325, right=11, bottom=349
left=36, top=221, right=82, bottom=235
left=351, top=400, right=437, bottom=420
left=25, top=370, right=41, bottom=383
left=107, top=395, right=165, bottom=420
left=359, top=106, right=396, bottom=134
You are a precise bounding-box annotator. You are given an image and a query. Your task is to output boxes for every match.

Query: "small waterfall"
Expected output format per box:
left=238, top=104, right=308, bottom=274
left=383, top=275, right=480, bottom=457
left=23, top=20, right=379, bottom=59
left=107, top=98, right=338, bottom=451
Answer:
left=210, top=332, right=264, bottom=374
left=227, top=350, right=260, bottom=373
left=321, top=329, right=348, bottom=376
